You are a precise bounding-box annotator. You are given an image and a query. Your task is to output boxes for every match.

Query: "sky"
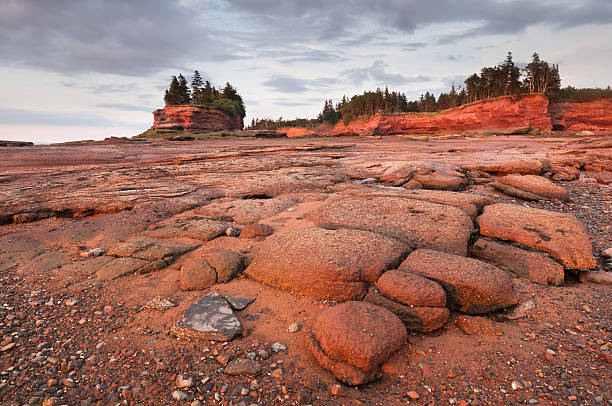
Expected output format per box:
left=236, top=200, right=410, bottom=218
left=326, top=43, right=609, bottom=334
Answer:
left=1, top=0, right=611, bottom=143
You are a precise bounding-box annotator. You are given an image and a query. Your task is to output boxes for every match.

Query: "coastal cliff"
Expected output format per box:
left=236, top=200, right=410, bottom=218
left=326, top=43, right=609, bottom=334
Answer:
left=150, top=105, right=243, bottom=134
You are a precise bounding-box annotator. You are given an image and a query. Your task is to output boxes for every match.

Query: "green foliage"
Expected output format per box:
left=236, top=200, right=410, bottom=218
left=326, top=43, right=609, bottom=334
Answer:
left=246, top=117, right=321, bottom=130
left=553, top=86, right=612, bottom=102
left=163, top=72, right=246, bottom=118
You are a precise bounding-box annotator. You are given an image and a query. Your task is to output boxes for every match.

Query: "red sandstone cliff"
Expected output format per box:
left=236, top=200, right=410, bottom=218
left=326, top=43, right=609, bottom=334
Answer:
left=151, top=105, right=243, bottom=133
left=316, top=94, right=553, bottom=137
left=548, top=99, right=612, bottom=133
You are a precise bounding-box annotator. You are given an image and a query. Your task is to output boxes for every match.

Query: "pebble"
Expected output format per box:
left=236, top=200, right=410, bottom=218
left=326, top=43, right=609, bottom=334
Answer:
left=528, top=399, right=539, bottom=405
left=511, top=380, right=524, bottom=391
left=42, top=398, right=58, bottom=406
left=246, top=352, right=256, bottom=360
left=407, top=390, right=420, bottom=399
left=191, top=401, right=202, bottom=406
left=176, top=374, right=194, bottom=389
left=297, top=390, right=312, bottom=404
left=224, top=358, right=261, bottom=376
left=226, top=227, right=241, bottom=237
left=173, top=390, right=188, bottom=401
left=602, top=247, right=612, bottom=258
left=287, top=323, right=301, bottom=333
left=258, top=350, right=270, bottom=360
left=271, top=342, right=287, bottom=353
left=216, top=354, right=230, bottom=365
left=329, top=384, right=345, bottom=396
left=270, top=368, right=283, bottom=379
left=594, top=396, right=604, bottom=403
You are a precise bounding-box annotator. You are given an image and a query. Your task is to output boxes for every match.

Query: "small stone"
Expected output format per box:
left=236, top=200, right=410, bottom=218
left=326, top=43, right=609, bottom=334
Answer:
left=176, top=374, right=194, bottom=389
left=172, top=390, right=188, bottom=401
left=297, top=390, right=312, bottom=404
left=545, top=348, right=556, bottom=356
left=568, top=395, right=578, bottom=401
left=602, top=247, right=612, bottom=258
left=504, top=299, right=536, bottom=320
left=0, top=342, right=15, bottom=352
left=224, top=358, right=261, bottom=376
left=511, top=380, right=524, bottom=391
left=216, top=354, right=230, bottom=365
left=246, top=352, right=256, bottom=360
left=329, top=384, right=345, bottom=396
left=190, top=401, right=202, bottom=406
left=528, top=399, right=539, bottom=405
left=270, top=368, right=283, bottom=379
left=258, top=350, right=270, bottom=360
left=80, top=248, right=105, bottom=257
left=594, top=396, right=604, bottom=403
left=287, top=323, right=301, bottom=333
left=226, top=227, right=241, bottom=237
left=65, top=298, right=79, bottom=306
left=407, top=391, right=420, bottom=399
left=63, top=378, right=75, bottom=387
left=271, top=342, right=286, bottom=353
left=42, top=398, right=58, bottom=406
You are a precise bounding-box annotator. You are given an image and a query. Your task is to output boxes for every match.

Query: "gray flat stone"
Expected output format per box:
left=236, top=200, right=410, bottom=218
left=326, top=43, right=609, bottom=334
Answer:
left=170, top=292, right=242, bottom=341
left=224, top=294, right=256, bottom=311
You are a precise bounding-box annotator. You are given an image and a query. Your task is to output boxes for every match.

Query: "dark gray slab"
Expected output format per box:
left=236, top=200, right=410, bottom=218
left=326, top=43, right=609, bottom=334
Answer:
left=224, top=294, right=256, bottom=311
left=170, top=292, right=242, bottom=341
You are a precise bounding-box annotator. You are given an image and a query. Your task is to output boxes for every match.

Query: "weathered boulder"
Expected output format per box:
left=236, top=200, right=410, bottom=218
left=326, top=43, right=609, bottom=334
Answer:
left=245, top=227, right=409, bottom=300
left=471, top=238, right=564, bottom=286
left=180, top=248, right=242, bottom=290
left=307, top=302, right=407, bottom=385
left=180, top=260, right=217, bottom=291
left=17, top=251, right=70, bottom=275
left=306, top=196, right=473, bottom=256
left=364, top=288, right=449, bottom=332
left=477, top=203, right=596, bottom=269
left=495, top=174, right=569, bottom=201
left=239, top=223, right=274, bottom=239
left=96, top=257, right=152, bottom=280
left=473, top=159, right=543, bottom=175
left=398, top=249, right=517, bottom=314
left=170, top=292, right=242, bottom=341
left=338, top=185, right=490, bottom=217
left=412, top=171, right=467, bottom=191
left=376, top=269, right=446, bottom=307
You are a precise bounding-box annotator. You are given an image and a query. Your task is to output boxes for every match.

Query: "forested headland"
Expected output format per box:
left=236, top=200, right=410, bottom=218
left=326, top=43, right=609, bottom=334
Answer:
left=247, top=52, right=612, bottom=130
left=163, top=71, right=246, bottom=118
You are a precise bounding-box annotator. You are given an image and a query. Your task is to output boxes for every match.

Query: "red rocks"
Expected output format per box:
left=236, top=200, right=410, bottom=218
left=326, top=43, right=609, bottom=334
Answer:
left=477, top=203, right=596, bottom=269
left=151, top=105, right=243, bottom=133
left=398, top=249, right=517, bottom=314
left=307, top=196, right=474, bottom=256
left=307, top=302, right=407, bottom=385
left=239, top=223, right=274, bottom=238
left=317, top=94, right=552, bottom=136
left=376, top=270, right=446, bottom=307
left=495, top=174, right=569, bottom=201
left=245, top=227, right=409, bottom=300
left=549, top=99, right=612, bottom=133
left=471, top=238, right=565, bottom=286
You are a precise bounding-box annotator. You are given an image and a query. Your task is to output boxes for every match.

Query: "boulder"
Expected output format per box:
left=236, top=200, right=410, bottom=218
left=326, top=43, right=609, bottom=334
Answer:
left=496, top=174, right=569, bottom=201
left=412, top=171, right=467, bottom=191
left=307, top=302, right=407, bottom=385
left=201, top=248, right=243, bottom=283
left=239, top=223, right=274, bottom=239
left=364, top=288, right=449, bottom=332
left=245, top=227, right=409, bottom=300
left=170, top=292, right=242, bottom=341
left=474, top=159, right=543, bottom=175
left=376, top=269, right=446, bottom=307
left=306, top=196, right=473, bottom=256
left=398, top=249, right=517, bottom=314
left=17, top=251, right=70, bottom=275
left=180, top=260, right=217, bottom=291
left=471, top=238, right=564, bottom=286
left=477, top=203, right=596, bottom=269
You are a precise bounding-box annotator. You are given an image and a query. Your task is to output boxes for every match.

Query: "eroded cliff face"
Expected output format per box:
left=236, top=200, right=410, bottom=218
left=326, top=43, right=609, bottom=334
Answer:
left=152, top=105, right=243, bottom=133
left=548, top=99, right=612, bottom=133
left=316, top=94, right=552, bottom=137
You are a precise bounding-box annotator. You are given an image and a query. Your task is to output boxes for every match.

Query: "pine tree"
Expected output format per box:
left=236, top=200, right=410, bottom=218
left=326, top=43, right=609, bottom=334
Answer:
left=201, top=81, right=213, bottom=103
left=164, top=76, right=180, bottom=105
left=191, top=70, right=203, bottom=104
left=177, top=74, right=191, bottom=104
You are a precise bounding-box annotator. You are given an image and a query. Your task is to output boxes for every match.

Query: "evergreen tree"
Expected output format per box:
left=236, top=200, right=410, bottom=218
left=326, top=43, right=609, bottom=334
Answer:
left=201, top=81, right=213, bottom=103
left=177, top=74, right=191, bottom=104
left=191, top=70, right=203, bottom=104
left=164, top=76, right=180, bottom=105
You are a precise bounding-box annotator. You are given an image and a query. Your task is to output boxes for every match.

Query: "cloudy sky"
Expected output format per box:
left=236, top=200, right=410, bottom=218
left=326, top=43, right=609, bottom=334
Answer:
left=1, top=0, right=611, bottom=142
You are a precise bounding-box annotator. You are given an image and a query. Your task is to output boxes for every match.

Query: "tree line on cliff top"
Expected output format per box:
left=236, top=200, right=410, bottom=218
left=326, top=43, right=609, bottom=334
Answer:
left=163, top=71, right=246, bottom=118
left=247, top=52, right=612, bottom=129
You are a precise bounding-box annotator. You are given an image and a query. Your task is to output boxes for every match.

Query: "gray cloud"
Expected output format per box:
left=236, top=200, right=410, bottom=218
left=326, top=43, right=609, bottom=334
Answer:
left=341, top=60, right=431, bottom=86
left=95, top=103, right=152, bottom=112
left=62, top=81, right=140, bottom=94
left=262, top=75, right=338, bottom=93
left=0, top=108, right=128, bottom=127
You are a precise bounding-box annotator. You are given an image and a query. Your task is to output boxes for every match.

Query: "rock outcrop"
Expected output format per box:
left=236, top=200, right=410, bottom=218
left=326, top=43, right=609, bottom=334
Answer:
left=315, top=94, right=551, bottom=136
left=150, top=105, right=243, bottom=133
left=549, top=99, right=612, bottom=132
